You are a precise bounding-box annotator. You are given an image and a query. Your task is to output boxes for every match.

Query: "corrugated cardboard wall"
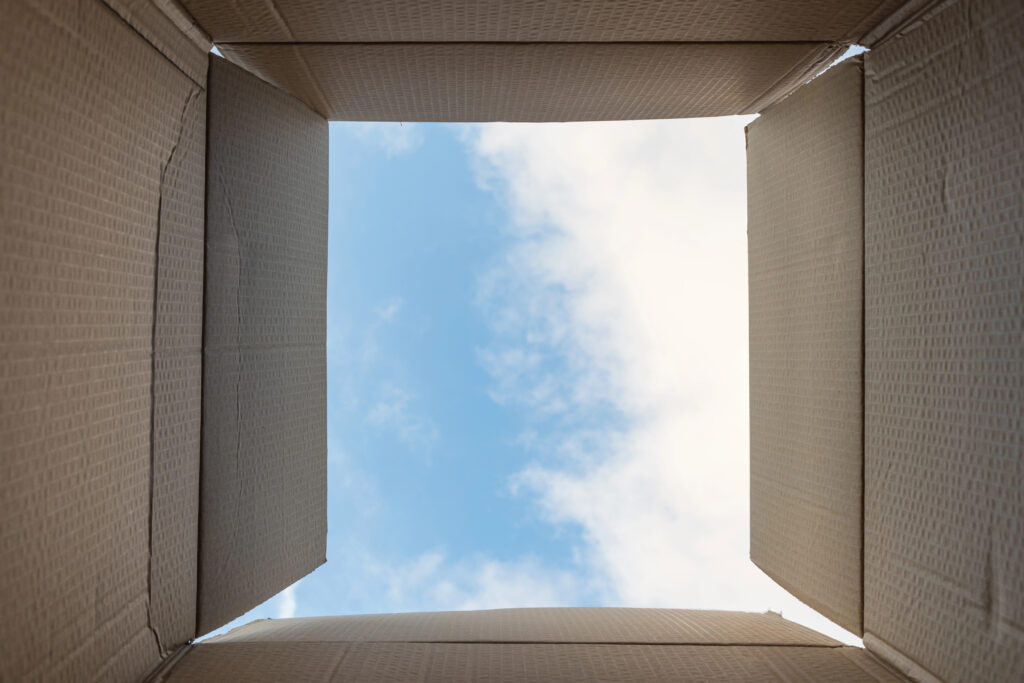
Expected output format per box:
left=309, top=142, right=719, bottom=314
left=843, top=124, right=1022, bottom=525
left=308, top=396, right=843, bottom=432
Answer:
left=175, top=0, right=923, bottom=121
left=207, top=608, right=841, bottom=646
left=0, top=0, right=206, bottom=680
left=181, top=0, right=905, bottom=43
left=214, top=41, right=841, bottom=121
left=167, top=609, right=905, bottom=682
left=863, top=0, right=1024, bottom=680
left=167, top=642, right=900, bottom=682
left=199, top=55, right=328, bottom=635
left=746, top=58, right=865, bottom=635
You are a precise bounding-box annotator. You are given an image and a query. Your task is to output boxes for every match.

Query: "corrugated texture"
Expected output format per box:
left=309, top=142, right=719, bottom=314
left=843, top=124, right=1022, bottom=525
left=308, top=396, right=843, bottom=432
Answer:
left=102, top=0, right=210, bottom=84
left=148, top=80, right=205, bottom=653
left=199, top=54, right=328, bottom=636
left=746, top=58, right=865, bottom=635
left=181, top=0, right=904, bottom=43
left=209, top=609, right=841, bottom=646
left=172, top=609, right=904, bottom=681
left=217, top=41, right=841, bottom=121
left=863, top=0, right=1024, bottom=680
left=167, top=642, right=905, bottom=682
left=0, top=0, right=204, bottom=680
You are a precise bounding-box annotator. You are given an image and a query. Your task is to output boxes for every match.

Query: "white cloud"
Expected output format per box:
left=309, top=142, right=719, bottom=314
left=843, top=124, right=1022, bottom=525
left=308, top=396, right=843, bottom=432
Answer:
left=366, top=383, right=440, bottom=449
left=276, top=584, right=298, bottom=619
left=375, top=296, right=403, bottom=323
left=345, top=122, right=425, bottom=157
left=339, top=550, right=587, bottom=614
left=466, top=119, right=862, bottom=645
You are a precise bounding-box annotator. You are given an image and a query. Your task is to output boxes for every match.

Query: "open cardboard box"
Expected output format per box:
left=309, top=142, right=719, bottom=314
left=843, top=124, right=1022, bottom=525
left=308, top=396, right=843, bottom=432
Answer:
left=1, top=0, right=1020, bottom=680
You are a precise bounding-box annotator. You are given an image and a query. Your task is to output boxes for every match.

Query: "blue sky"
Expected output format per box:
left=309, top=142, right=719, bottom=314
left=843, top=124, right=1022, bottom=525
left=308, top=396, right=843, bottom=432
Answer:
left=210, top=115, right=860, bottom=645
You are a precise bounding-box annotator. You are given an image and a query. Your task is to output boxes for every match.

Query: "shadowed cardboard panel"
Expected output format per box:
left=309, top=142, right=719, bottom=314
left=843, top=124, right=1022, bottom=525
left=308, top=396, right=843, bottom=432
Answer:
left=863, top=0, right=1024, bottom=680
left=168, top=609, right=904, bottom=682
left=746, top=58, right=865, bottom=635
left=148, top=83, right=206, bottom=654
left=180, top=0, right=904, bottom=43
left=208, top=608, right=841, bottom=646
left=215, top=41, right=841, bottom=121
left=102, top=0, right=211, bottom=83
left=0, top=0, right=205, bottom=679
left=199, top=55, right=328, bottom=636
left=167, top=642, right=904, bottom=682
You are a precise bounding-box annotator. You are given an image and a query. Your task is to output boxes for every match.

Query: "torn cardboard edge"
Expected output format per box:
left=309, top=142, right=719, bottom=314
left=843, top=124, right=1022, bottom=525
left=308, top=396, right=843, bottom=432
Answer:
left=739, top=41, right=847, bottom=114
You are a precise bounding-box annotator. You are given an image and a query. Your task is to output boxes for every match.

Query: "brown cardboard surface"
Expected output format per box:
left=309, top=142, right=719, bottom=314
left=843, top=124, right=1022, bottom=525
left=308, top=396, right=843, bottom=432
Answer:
left=0, top=0, right=205, bottom=680
left=166, top=642, right=903, bottom=682
left=180, top=0, right=904, bottom=43
left=167, top=609, right=905, bottom=682
left=746, top=58, right=865, bottom=635
left=198, top=54, right=328, bottom=636
left=148, top=75, right=206, bottom=656
left=103, top=0, right=211, bottom=83
left=215, top=41, right=842, bottom=121
left=208, top=609, right=841, bottom=646
left=863, top=0, right=1024, bottom=680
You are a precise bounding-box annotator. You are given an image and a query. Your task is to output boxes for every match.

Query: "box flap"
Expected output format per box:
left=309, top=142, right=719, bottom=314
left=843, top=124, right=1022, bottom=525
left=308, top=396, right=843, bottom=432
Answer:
left=746, top=57, right=865, bottom=635
left=102, top=0, right=211, bottom=84
left=208, top=608, right=840, bottom=646
left=215, top=41, right=843, bottom=121
left=863, top=0, right=1024, bottom=680
left=180, top=0, right=905, bottom=43
left=166, top=642, right=905, bottom=682
left=0, top=0, right=205, bottom=679
left=164, top=609, right=907, bottom=682
left=176, top=0, right=914, bottom=121
left=198, top=54, right=328, bottom=636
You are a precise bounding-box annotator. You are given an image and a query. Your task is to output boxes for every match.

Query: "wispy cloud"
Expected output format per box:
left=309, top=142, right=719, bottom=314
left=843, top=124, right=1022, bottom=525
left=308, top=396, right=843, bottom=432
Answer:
left=366, top=383, right=440, bottom=449
left=465, top=119, right=861, bottom=644
left=375, top=296, right=404, bottom=323
left=345, top=122, right=425, bottom=157
left=324, top=549, right=588, bottom=614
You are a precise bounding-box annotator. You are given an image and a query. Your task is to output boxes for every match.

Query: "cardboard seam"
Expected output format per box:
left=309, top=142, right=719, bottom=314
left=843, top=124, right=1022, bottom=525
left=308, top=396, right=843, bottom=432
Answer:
left=863, top=634, right=943, bottom=683
left=263, top=0, right=297, bottom=40
left=288, top=45, right=334, bottom=118
left=837, top=645, right=908, bottom=682
left=740, top=42, right=846, bottom=114
left=98, top=0, right=206, bottom=89
left=195, top=67, right=213, bottom=636
left=858, top=53, right=868, bottom=649
left=141, top=643, right=194, bottom=683
left=858, top=0, right=956, bottom=47
left=214, top=40, right=847, bottom=47
left=146, top=83, right=204, bottom=657
left=154, top=0, right=212, bottom=50
left=195, top=639, right=849, bottom=647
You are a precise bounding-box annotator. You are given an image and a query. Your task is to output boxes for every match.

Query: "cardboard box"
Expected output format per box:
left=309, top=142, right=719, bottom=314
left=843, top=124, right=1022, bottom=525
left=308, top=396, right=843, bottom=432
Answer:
left=161, top=608, right=901, bottom=682
left=747, top=56, right=866, bottom=636
left=1, top=0, right=1021, bottom=680
left=1, top=1, right=326, bottom=680
left=747, top=0, right=1024, bottom=680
